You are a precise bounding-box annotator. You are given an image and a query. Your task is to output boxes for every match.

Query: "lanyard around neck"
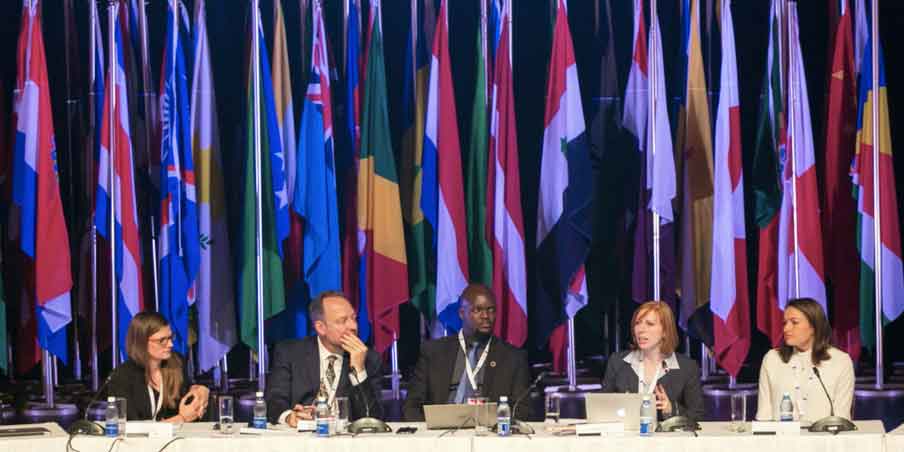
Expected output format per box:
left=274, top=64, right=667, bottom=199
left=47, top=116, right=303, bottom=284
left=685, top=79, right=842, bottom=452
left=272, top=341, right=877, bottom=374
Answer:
left=458, top=331, right=492, bottom=392
left=147, top=383, right=164, bottom=420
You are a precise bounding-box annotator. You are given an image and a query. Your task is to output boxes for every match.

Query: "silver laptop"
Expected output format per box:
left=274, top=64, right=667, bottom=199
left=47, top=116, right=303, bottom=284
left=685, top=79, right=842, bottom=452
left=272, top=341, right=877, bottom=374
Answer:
left=423, top=403, right=498, bottom=430
left=585, top=393, right=644, bottom=430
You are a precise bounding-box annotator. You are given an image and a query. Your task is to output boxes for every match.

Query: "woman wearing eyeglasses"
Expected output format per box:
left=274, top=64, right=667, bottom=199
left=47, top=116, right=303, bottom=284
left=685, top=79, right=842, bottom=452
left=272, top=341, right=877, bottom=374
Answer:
left=104, top=312, right=210, bottom=422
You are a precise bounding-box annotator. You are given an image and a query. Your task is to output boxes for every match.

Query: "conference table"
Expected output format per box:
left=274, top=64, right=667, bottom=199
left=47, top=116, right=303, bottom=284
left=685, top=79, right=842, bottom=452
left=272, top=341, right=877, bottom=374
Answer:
left=888, top=422, right=904, bottom=452
left=0, top=421, right=889, bottom=452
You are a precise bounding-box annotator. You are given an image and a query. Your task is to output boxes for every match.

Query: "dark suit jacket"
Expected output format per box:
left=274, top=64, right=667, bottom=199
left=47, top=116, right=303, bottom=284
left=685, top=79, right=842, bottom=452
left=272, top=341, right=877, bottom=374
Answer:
left=403, top=335, right=531, bottom=421
left=265, top=336, right=383, bottom=423
left=601, top=350, right=705, bottom=421
left=103, top=357, right=190, bottom=421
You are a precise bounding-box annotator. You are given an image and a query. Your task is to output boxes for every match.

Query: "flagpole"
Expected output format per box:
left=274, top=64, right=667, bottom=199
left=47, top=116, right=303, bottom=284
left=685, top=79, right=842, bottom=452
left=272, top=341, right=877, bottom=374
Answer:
left=252, top=0, right=268, bottom=392
left=870, top=0, right=883, bottom=390
left=88, top=0, right=100, bottom=392
left=650, top=0, right=661, bottom=302
left=108, top=0, right=120, bottom=368
left=786, top=0, right=801, bottom=299
left=138, top=0, right=161, bottom=313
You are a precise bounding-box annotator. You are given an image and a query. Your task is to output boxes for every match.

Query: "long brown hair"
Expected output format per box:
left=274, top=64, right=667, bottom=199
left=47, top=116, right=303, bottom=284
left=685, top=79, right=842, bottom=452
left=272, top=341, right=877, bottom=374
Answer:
left=126, top=312, right=183, bottom=409
left=630, top=301, right=680, bottom=356
left=778, top=298, right=832, bottom=366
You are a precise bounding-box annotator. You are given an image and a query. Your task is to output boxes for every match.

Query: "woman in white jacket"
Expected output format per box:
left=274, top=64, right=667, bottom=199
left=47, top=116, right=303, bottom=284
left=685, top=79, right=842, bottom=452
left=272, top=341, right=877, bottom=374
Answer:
left=756, top=298, right=855, bottom=423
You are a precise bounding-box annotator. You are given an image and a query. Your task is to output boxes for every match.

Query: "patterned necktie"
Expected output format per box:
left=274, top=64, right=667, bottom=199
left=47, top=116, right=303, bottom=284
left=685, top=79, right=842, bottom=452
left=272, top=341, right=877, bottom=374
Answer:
left=326, top=355, right=338, bottom=388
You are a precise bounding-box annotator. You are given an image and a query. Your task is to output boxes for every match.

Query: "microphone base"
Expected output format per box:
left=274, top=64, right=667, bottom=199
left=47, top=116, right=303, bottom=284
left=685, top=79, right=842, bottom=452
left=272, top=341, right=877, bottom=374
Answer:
left=656, top=415, right=699, bottom=432
left=348, top=417, right=392, bottom=434
left=67, top=420, right=105, bottom=436
left=808, top=416, right=857, bottom=434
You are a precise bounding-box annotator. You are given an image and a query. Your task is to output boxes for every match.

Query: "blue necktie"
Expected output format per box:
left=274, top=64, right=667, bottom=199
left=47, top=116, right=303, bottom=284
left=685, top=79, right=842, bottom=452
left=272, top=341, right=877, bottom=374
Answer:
left=454, top=345, right=479, bottom=403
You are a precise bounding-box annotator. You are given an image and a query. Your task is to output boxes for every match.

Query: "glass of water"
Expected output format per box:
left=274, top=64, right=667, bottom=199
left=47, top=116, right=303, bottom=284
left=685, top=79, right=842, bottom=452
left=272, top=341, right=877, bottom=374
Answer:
left=730, top=393, right=746, bottom=432
left=544, top=392, right=561, bottom=423
left=218, top=395, right=235, bottom=434
left=115, top=398, right=127, bottom=435
left=333, top=397, right=349, bottom=433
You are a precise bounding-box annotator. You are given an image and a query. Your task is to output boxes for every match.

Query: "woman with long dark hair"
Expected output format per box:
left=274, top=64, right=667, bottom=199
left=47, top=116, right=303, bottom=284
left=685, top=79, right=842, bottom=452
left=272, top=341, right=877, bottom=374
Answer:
left=105, top=312, right=209, bottom=422
left=755, top=298, right=855, bottom=422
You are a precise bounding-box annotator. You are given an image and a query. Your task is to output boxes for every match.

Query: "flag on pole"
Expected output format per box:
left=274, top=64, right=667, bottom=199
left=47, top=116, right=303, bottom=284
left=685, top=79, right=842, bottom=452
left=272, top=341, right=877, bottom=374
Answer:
left=777, top=5, right=826, bottom=315
left=488, top=0, right=526, bottom=348
left=535, top=0, right=593, bottom=350
left=158, top=0, right=200, bottom=357
left=629, top=0, right=677, bottom=307
left=422, top=0, right=468, bottom=332
left=191, top=0, right=236, bottom=372
left=344, top=0, right=369, bottom=341
left=676, top=0, right=713, bottom=336
left=401, top=0, right=434, bottom=320
left=296, top=0, right=342, bottom=304
left=823, top=0, right=860, bottom=359
left=95, top=1, right=144, bottom=361
left=710, top=0, right=749, bottom=377
left=239, top=5, right=288, bottom=350
left=753, top=0, right=785, bottom=346
left=853, top=24, right=904, bottom=347
left=465, top=2, right=492, bottom=289
left=357, top=1, right=409, bottom=353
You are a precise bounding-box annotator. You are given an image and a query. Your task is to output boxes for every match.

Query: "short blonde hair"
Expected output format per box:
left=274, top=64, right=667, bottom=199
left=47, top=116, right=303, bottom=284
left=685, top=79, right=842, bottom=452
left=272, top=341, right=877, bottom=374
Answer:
left=630, top=301, right=679, bottom=356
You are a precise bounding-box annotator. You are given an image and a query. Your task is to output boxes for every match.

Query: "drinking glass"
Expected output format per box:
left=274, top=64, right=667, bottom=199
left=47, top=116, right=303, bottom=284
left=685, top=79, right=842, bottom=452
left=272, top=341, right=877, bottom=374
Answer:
left=469, top=397, right=490, bottom=435
left=730, top=393, right=746, bottom=432
left=333, top=397, right=349, bottom=433
left=544, top=392, right=561, bottom=423
left=218, top=395, right=235, bottom=434
left=115, top=398, right=127, bottom=435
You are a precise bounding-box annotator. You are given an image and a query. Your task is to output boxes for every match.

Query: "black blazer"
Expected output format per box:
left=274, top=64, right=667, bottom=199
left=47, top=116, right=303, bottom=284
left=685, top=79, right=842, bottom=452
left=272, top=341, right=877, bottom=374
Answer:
left=103, top=358, right=190, bottom=421
left=601, top=350, right=705, bottom=421
left=265, top=336, right=384, bottom=423
left=403, top=335, right=531, bottom=421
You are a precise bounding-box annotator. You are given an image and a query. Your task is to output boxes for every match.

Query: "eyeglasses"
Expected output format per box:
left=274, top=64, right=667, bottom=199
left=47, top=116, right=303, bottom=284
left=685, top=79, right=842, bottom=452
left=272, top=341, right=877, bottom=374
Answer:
left=469, top=306, right=496, bottom=316
left=148, top=335, right=174, bottom=346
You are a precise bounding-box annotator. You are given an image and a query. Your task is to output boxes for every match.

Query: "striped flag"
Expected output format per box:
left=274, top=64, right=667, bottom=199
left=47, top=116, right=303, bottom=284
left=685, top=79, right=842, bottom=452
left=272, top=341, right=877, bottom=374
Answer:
left=535, top=0, right=593, bottom=351
left=239, top=5, right=288, bottom=350
left=753, top=0, right=785, bottom=346
left=296, top=0, right=342, bottom=303
left=158, top=0, right=200, bottom=357
left=853, top=22, right=904, bottom=347
left=11, top=0, right=73, bottom=367
left=422, top=0, right=468, bottom=332
left=95, top=1, right=145, bottom=361
left=465, top=1, right=492, bottom=289
left=776, top=5, right=826, bottom=314
left=710, top=0, right=749, bottom=377
left=488, top=0, right=527, bottom=347
left=623, top=0, right=647, bottom=144
left=191, top=0, right=236, bottom=372
left=357, top=0, right=409, bottom=353
left=676, top=0, right=713, bottom=336
left=400, top=0, right=434, bottom=320
left=823, top=0, right=860, bottom=359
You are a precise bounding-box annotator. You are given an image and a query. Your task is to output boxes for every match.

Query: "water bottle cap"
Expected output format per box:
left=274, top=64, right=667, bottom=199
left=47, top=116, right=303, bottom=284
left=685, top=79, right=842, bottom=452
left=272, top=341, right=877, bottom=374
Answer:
left=256, top=391, right=264, bottom=397
left=642, top=394, right=652, bottom=401
left=107, top=396, right=116, bottom=403
left=499, top=396, right=508, bottom=402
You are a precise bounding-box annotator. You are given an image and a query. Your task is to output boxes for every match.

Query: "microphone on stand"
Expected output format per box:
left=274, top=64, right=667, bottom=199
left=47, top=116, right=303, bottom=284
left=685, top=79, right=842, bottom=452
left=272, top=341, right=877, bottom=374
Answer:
left=655, top=360, right=698, bottom=433
left=809, top=367, right=856, bottom=434
left=69, top=368, right=120, bottom=435
left=346, top=360, right=391, bottom=434
left=501, top=371, right=546, bottom=435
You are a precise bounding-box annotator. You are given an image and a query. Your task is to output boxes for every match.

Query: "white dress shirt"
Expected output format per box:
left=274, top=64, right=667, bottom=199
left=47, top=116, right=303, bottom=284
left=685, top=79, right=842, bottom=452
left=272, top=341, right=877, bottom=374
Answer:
left=756, top=347, right=854, bottom=422
left=624, top=350, right=681, bottom=395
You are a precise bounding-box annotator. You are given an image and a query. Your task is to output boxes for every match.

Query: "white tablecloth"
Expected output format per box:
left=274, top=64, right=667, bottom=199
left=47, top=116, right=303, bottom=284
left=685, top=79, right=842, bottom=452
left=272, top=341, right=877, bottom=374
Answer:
left=0, top=421, right=889, bottom=452
left=888, top=422, right=904, bottom=452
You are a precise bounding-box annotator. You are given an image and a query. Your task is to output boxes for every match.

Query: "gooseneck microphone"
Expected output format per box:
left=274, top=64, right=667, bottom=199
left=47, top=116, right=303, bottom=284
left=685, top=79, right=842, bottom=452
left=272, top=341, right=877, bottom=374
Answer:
left=808, top=366, right=856, bottom=434
left=346, top=362, right=391, bottom=434
left=504, top=371, right=546, bottom=435
left=68, top=368, right=119, bottom=435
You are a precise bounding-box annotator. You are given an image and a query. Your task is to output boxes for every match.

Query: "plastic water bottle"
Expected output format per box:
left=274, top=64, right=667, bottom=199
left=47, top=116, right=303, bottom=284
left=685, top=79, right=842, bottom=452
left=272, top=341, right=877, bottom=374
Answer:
left=639, top=394, right=654, bottom=436
left=105, top=397, right=119, bottom=437
left=252, top=391, right=268, bottom=429
left=496, top=396, right=511, bottom=437
left=779, top=392, right=794, bottom=421
left=315, top=396, right=331, bottom=437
